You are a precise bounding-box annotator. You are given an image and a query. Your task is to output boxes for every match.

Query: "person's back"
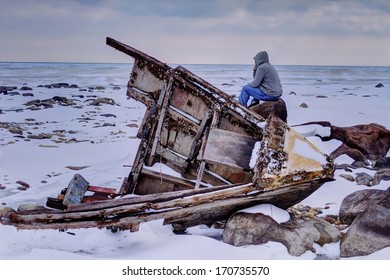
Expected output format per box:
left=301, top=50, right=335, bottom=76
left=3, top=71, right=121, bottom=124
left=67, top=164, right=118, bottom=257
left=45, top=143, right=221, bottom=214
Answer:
left=239, top=51, right=283, bottom=107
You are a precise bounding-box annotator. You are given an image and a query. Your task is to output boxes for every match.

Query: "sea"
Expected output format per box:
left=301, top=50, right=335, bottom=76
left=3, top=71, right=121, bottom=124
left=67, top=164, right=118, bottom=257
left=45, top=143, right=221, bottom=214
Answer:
left=1, top=62, right=389, bottom=94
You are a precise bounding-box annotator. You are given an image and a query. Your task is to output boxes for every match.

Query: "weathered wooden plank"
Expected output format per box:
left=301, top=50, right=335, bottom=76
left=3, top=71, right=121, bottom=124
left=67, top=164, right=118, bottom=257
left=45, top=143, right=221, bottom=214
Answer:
left=203, top=128, right=259, bottom=169
left=170, top=86, right=210, bottom=121
left=127, top=86, right=154, bottom=107
left=3, top=178, right=333, bottom=231
left=6, top=183, right=255, bottom=224
left=107, top=37, right=170, bottom=73
left=148, top=80, right=171, bottom=166
left=134, top=169, right=196, bottom=195
left=129, top=61, right=167, bottom=97
left=63, top=174, right=89, bottom=205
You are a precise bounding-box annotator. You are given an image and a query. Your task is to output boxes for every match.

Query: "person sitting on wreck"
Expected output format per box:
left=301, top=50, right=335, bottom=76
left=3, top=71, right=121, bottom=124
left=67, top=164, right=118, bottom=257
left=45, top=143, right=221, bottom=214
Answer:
left=238, top=51, right=283, bottom=107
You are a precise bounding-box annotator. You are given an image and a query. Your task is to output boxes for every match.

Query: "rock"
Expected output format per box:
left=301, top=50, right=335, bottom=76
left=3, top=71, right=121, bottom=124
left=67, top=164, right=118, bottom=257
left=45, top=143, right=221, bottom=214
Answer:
left=24, top=99, right=41, bottom=106
left=17, top=203, right=46, bottom=212
left=340, top=205, right=390, bottom=258
left=52, top=96, right=68, bottom=103
left=72, top=94, right=85, bottom=98
left=299, top=103, right=308, bottom=108
left=375, top=83, right=384, bottom=88
left=100, top=113, right=117, bottom=118
left=372, top=168, right=390, bottom=186
left=52, top=83, right=69, bottom=88
left=27, top=133, right=53, bottom=140
left=5, top=91, right=20, bottom=96
left=0, top=206, right=15, bottom=215
left=16, top=180, right=30, bottom=188
left=354, top=172, right=373, bottom=186
left=323, top=214, right=339, bottom=224
left=8, top=127, right=24, bottom=135
left=374, top=157, right=390, bottom=169
left=339, top=174, right=355, bottom=182
left=87, top=97, right=116, bottom=106
left=103, top=123, right=116, bottom=127
left=223, top=210, right=340, bottom=256
left=249, top=98, right=288, bottom=123
left=339, top=188, right=390, bottom=224
left=300, top=218, right=341, bottom=246
left=65, top=166, right=89, bottom=170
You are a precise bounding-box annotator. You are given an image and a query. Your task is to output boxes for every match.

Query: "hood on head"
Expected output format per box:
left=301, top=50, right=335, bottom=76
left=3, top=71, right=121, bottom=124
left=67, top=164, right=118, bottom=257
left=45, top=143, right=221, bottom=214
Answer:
left=254, top=51, right=269, bottom=66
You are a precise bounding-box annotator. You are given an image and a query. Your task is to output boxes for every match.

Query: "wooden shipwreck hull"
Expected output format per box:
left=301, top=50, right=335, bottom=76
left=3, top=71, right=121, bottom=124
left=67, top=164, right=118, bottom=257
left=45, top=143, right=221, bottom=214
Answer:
left=0, top=38, right=334, bottom=232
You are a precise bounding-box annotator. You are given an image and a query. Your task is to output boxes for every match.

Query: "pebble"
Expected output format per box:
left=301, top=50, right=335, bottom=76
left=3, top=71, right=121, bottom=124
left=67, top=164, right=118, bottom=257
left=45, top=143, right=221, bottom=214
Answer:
left=16, top=180, right=30, bottom=188
left=65, top=166, right=89, bottom=170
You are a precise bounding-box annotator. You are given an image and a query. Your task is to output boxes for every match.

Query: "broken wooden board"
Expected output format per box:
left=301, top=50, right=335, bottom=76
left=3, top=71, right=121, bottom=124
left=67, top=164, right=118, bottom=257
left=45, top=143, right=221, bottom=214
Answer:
left=63, top=174, right=90, bottom=205
left=203, top=128, right=258, bottom=170
left=0, top=177, right=332, bottom=231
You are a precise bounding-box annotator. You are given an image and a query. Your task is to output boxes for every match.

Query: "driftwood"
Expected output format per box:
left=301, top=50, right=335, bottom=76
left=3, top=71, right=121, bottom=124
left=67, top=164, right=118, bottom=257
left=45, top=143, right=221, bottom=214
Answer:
left=294, top=121, right=390, bottom=164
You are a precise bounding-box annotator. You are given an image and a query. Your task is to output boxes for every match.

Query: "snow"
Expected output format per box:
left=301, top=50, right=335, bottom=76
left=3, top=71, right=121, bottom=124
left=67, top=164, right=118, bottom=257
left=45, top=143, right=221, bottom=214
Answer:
left=249, top=141, right=261, bottom=169
left=238, top=204, right=290, bottom=224
left=1, top=63, right=390, bottom=268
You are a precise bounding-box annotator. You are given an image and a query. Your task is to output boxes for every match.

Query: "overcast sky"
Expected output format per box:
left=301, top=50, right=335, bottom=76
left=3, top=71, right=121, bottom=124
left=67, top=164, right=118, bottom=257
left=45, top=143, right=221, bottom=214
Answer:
left=1, top=0, right=389, bottom=66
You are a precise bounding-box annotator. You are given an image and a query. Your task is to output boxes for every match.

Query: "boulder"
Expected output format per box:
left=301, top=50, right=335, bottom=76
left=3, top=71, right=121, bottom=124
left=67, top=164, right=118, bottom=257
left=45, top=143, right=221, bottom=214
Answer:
left=372, top=169, right=390, bottom=186
left=249, top=98, right=288, bottom=123
left=354, top=172, right=373, bottom=186
left=339, top=188, right=390, bottom=224
left=223, top=210, right=340, bottom=256
left=340, top=205, right=390, bottom=258
left=374, top=157, right=390, bottom=169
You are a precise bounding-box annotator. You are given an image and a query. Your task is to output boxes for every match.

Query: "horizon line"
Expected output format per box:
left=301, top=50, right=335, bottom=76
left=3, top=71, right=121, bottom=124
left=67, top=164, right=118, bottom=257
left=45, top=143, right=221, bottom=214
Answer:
left=0, top=60, right=388, bottom=68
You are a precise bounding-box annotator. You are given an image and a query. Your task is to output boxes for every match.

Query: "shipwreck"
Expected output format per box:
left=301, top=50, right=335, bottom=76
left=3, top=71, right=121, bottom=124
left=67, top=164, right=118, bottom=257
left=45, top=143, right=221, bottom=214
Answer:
left=0, top=38, right=334, bottom=232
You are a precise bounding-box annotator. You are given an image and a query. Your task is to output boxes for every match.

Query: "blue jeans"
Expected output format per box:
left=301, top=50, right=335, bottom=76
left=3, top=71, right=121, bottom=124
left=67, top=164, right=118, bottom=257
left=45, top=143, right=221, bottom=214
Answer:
left=238, top=84, right=280, bottom=107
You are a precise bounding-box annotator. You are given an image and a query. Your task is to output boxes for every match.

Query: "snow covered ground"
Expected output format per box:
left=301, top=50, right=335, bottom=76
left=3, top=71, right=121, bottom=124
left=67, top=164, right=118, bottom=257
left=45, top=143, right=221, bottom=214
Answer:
left=0, top=63, right=389, bottom=277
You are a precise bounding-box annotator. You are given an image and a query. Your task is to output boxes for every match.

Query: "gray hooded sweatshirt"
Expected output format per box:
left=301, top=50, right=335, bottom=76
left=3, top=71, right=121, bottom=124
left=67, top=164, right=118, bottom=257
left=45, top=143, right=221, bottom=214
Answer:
left=248, top=51, right=283, bottom=97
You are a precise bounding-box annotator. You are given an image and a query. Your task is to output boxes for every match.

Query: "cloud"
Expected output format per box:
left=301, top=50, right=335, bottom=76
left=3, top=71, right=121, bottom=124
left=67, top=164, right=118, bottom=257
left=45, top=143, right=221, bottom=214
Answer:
left=0, top=0, right=389, bottom=65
